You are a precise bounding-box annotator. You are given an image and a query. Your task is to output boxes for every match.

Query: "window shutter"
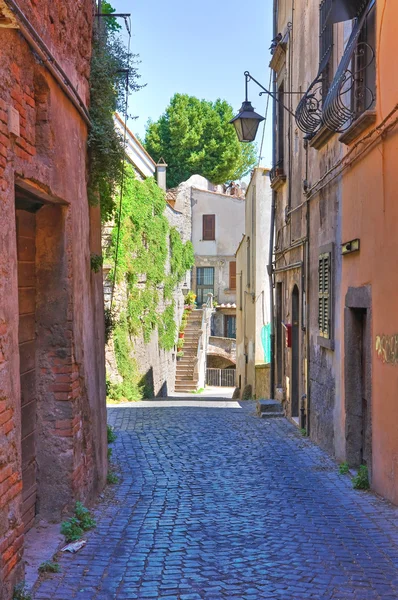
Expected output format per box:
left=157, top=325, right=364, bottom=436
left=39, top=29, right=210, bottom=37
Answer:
left=318, top=253, right=331, bottom=338
left=229, top=261, right=236, bottom=290
left=203, top=215, right=215, bottom=240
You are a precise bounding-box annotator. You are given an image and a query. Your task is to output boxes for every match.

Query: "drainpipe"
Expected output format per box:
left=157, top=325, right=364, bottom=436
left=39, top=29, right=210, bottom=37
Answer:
left=268, top=0, right=278, bottom=400
left=304, top=137, right=311, bottom=434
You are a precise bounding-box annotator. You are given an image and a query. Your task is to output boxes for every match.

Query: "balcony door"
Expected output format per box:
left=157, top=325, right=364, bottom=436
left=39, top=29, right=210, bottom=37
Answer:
left=196, top=267, right=214, bottom=305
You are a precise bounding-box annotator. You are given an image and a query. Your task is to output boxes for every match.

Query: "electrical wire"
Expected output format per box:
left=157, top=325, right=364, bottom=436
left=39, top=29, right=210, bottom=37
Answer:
left=287, top=102, right=398, bottom=215
left=258, top=68, right=273, bottom=166
left=110, top=16, right=132, bottom=310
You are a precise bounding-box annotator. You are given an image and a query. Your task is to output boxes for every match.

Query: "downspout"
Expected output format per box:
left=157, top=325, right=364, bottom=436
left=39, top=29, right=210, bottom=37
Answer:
left=304, top=138, right=311, bottom=434
left=268, top=0, right=278, bottom=399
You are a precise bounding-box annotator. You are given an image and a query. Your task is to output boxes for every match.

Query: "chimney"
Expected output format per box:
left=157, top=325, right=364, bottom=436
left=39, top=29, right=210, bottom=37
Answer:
left=156, top=157, right=167, bottom=191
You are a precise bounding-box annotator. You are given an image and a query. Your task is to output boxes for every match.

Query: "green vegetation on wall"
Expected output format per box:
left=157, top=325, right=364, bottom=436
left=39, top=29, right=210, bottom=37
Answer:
left=106, top=166, right=194, bottom=400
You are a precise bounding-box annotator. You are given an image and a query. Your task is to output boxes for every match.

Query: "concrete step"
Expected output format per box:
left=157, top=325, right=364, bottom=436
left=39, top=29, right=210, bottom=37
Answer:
left=256, top=399, right=284, bottom=418
left=174, top=387, right=197, bottom=392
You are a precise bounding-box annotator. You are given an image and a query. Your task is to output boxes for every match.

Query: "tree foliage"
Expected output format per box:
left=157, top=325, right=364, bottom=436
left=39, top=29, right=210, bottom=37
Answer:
left=144, top=94, right=257, bottom=188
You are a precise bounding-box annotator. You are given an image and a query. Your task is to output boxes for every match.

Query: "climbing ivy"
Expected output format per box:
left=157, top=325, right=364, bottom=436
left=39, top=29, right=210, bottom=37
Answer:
left=107, top=316, right=146, bottom=401
left=106, top=165, right=194, bottom=350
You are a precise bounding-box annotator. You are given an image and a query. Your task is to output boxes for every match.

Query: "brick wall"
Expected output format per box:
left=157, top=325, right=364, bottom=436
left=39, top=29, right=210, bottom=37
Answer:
left=0, top=2, right=107, bottom=598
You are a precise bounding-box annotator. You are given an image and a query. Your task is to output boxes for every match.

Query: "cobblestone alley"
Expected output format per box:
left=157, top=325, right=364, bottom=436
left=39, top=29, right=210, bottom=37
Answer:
left=33, top=401, right=398, bottom=600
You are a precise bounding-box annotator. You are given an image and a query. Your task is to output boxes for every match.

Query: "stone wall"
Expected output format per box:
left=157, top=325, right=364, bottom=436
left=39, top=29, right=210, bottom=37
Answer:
left=105, top=189, right=192, bottom=397
left=0, top=2, right=107, bottom=597
left=255, top=364, right=270, bottom=400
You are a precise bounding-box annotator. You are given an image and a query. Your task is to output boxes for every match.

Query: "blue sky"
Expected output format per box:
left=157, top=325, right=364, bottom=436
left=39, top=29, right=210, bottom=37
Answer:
left=110, top=0, right=274, bottom=169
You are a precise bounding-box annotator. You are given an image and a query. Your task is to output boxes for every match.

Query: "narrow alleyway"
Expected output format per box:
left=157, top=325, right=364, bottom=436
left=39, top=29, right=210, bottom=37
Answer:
left=33, top=400, right=398, bottom=600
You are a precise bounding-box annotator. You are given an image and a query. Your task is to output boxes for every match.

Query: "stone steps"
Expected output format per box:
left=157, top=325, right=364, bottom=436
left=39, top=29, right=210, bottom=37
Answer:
left=256, top=399, right=284, bottom=418
left=175, top=309, right=203, bottom=392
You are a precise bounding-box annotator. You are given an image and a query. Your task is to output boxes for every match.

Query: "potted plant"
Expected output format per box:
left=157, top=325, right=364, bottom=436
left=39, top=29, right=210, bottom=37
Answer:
left=179, top=325, right=185, bottom=339
left=176, top=351, right=184, bottom=361
left=184, top=291, right=196, bottom=306
left=177, top=339, right=184, bottom=350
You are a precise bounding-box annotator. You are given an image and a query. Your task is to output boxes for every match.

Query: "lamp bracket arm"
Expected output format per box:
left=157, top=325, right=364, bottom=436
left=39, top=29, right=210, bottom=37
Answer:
left=244, top=71, right=296, bottom=118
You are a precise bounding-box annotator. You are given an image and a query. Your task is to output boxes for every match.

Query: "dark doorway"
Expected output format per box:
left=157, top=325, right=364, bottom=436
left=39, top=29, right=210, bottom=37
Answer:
left=16, top=196, right=42, bottom=532
left=291, top=285, right=300, bottom=417
left=276, top=282, right=283, bottom=387
left=345, top=295, right=372, bottom=470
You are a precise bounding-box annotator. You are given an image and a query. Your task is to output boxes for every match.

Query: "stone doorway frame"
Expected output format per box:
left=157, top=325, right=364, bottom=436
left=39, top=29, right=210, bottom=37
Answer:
left=344, top=285, right=372, bottom=474
left=15, top=180, right=74, bottom=524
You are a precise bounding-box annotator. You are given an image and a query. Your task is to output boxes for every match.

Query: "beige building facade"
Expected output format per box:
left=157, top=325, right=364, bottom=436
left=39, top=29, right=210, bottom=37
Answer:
left=236, top=168, right=272, bottom=398
left=189, top=175, right=245, bottom=344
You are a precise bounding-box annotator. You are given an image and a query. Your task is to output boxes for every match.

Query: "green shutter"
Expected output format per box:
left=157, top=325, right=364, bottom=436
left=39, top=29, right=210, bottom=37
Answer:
left=318, top=253, right=331, bottom=338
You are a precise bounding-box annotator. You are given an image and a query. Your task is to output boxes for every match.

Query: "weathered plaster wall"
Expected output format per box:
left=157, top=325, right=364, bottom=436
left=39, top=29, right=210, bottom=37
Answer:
left=340, top=0, right=398, bottom=504
left=235, top=168, right=272, bottom=399
left=190, top=176, right=245, bottom=306
left=272, top=0, right=343, bottom=446
left=0, top=2, right=107, bottom=597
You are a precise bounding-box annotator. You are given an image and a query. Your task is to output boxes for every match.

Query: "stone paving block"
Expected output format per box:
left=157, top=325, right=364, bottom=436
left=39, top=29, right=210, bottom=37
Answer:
left=32, top=402, right=398, bottom=600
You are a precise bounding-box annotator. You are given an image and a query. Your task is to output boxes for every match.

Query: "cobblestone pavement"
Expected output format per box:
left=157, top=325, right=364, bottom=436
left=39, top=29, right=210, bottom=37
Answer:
left=33, top=401, right=398, bottom=599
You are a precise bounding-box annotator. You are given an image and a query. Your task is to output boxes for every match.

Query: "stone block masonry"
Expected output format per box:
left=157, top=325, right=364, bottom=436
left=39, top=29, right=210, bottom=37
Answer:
left=0, top=2, right=108, bottom=599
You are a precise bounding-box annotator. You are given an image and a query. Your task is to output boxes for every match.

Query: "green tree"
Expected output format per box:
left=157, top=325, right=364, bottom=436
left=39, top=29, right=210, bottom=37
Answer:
left=144, top=94, right=257, bottom=188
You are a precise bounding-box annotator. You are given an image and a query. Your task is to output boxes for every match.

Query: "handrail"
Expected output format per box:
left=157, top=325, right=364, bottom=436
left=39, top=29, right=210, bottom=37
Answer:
left=193, top=293, right=214, bottom=380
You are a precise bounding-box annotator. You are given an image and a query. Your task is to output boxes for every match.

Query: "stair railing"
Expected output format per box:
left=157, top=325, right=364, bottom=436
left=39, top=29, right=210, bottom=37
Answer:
left=193, top=294, right=214, bottom=388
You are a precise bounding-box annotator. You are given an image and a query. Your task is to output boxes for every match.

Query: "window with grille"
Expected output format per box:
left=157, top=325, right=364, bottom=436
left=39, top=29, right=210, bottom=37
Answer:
left=229, top=261, right=236, bottom=290
left=196, top=267, right=214, bottom=305
left=202, top=214, right=215, bottom=241
left=352, top=2, right=376, bottom=119
left=319, top=0, right=334, bottom=101
left=318, top=252, right=331, bottom=339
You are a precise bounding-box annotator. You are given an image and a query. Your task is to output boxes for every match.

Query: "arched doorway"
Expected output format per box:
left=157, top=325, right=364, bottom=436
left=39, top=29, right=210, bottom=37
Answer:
left=291, top=285, right=300, bottom=418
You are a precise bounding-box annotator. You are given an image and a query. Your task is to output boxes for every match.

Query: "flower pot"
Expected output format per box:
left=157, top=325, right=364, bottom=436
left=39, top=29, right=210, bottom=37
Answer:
left=179, top=332, right=185, bottom=339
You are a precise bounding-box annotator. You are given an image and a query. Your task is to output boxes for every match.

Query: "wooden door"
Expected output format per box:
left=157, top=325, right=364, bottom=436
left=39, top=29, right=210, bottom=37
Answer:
left=16, top=208, right=37, bottom=532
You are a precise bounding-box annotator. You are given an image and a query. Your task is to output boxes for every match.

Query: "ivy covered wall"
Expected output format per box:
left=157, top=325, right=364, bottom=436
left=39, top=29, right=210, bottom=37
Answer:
left=105, top=166, right=194, bottom=401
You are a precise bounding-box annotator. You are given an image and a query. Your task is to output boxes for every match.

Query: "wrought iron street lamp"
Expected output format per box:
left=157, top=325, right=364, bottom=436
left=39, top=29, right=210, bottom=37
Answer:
left=230, top=73, right=265, bottom=143
left=230, top=71, right=295, bottom=143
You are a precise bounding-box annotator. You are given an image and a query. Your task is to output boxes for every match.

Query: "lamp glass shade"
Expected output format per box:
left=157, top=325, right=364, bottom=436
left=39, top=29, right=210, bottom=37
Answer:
left=182, top=283, right=189, bottom=296
left=230, top=101, right=265, bottom=143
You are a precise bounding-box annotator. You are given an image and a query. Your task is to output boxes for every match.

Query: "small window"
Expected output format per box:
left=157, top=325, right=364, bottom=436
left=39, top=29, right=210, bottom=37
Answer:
left=239, top=272, right=243, bottom=311
left=224, top=315, right=236, bottom=339
left=318, top=252, right=331, bottom=339
left=229, top=261, right=236, bottom=290
left=319, top=0, right=334, bottom=101
left=277, top=81, right=285, bottom=169
left=352, top=3, right=376, bottom=119
left=202, top=215, right=215, bottom=241
left=196, top=267, right=214, bottom=305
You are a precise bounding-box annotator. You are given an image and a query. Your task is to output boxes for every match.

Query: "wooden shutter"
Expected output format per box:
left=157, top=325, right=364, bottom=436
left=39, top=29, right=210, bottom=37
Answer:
left=229, top=261, right=236, bottom=289
left=318, top=253, right=331, bottom=338
left=203, top=215, right=215, bottom=240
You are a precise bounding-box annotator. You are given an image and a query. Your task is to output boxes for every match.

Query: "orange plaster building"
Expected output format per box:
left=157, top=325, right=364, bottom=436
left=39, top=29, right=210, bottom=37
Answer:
left=340, top=0, right=398, bottom=504
left=271, top=0, right=398, bottom=505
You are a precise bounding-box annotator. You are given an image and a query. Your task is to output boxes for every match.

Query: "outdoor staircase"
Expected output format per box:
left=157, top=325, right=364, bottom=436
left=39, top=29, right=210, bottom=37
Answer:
left=174, top=309, right=203, bottom=393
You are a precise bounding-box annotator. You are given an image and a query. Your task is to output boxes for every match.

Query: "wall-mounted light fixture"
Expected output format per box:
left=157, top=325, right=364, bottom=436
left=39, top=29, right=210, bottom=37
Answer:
left=342, top=239, right=360, bottom=255
left=230, top=71, right=295, bottom=143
